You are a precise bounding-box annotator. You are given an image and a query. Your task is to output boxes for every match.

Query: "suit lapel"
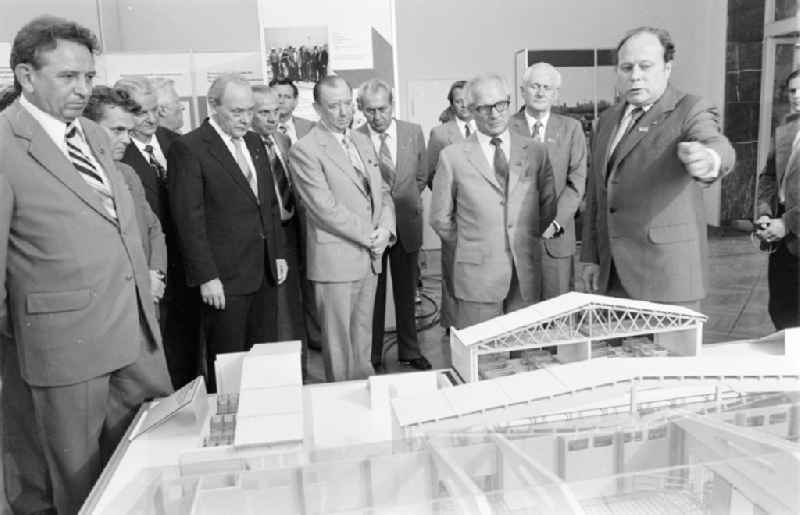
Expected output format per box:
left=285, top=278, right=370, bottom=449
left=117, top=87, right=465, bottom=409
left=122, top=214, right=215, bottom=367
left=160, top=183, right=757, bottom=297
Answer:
left=613, top=86, right=683, bottom=169
left=544, top=114, right=562, bottom=145
left=318, top=129, right=370, bottom=196
left=508, top=133, right=529, bottom=194
left=447, top=120, right=463, bottom=143
left=509, top=112, right=529, bottom=138
left=352, top=132, right=380, bottom=206
left=465, top=137, right=503, bottom=193
left=83, top=121, right=127, bottom=224
left=201, top=121, right=259, bottom=205
left=600, top=102, right=626, bottom=181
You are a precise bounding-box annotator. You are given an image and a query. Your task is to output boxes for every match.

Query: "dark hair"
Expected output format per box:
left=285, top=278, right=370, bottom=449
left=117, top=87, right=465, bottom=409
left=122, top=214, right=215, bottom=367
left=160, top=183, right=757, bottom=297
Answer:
left=0, top=85, right=20, bottom=112
left=10, top=15, right=100, bottom=93
left=312, top=76, right=351, bottom=103
left=84, top=86, right=141, bottom=122
left=268, top=78, right=299, bottom=98
left=616, top=26, right=675, bottom=63
left=447, top=80, right=467, bottom=105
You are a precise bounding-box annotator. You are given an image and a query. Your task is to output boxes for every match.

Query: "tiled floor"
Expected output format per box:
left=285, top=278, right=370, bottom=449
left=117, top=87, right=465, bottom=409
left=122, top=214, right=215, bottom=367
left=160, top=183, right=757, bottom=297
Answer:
left=0, top=229, right=780, bottom=513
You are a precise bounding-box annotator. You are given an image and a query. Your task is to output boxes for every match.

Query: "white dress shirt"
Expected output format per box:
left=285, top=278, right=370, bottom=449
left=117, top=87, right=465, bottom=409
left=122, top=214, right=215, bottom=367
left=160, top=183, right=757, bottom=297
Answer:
left=524, top=110, right=550, bottom=142
left=131, top=133, right=167, bottom=170
left=366, top=119, right=397, bottom=164
left=455, top=117, right=477, bottom=139
left=476, top=129, right=511, bottom=174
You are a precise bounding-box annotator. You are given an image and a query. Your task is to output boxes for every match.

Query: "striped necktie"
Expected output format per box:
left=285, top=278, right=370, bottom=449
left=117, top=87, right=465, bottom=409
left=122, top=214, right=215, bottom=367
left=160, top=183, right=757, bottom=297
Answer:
left=377, top=132, right=395, bottom=187
left=264, top=137, right=295, bottom=215
left=65, top=124, right=117, bottom=219
left=144, top=144, right=166, bottom=180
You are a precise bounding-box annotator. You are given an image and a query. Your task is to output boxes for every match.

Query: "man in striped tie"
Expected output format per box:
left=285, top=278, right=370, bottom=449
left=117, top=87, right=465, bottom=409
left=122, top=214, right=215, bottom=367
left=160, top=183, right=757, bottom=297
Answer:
left=0, top=15, right=173, bottom=514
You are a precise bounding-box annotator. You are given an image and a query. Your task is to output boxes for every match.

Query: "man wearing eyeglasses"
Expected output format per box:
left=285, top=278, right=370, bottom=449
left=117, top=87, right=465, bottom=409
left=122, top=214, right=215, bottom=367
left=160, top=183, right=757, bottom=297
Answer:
left=168, top=74, right=287, bottom=392
left=356, top=79, right=431, bottom=372
left=580, top=27, right=734, bottom=310
left=510, top=63, right=587, bottom=300
left=430, top=74, right=557, bottom=328
left=288, top=76, right=395, bottom=382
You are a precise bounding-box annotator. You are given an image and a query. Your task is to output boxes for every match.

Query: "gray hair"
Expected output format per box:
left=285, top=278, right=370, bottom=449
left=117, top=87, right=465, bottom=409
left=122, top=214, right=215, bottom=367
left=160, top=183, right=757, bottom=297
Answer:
left=464, top=74, right=510, bottom=107
left=356, top=78, right=393, bottom=108
left=252, top=84, right=279, bottom=103
left=151, top=77, right=178, bottom=102
left=522, top=62, right=562, bottom=89
left=114, top=76, right=154, bottom=98
left=207, top=73, right=250, bottom=106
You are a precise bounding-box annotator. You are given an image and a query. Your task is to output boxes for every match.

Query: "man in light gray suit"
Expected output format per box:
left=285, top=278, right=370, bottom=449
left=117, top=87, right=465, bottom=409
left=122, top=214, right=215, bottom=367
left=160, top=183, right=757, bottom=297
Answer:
left=356, top=79, right=431, bottom=371
left=289, top=76, right=395, bottom=382
left=509, top=63, right=587, bottom=298
left=0, top=16, right=172, bottom=514
left=430, top=74, right=557, bottom=328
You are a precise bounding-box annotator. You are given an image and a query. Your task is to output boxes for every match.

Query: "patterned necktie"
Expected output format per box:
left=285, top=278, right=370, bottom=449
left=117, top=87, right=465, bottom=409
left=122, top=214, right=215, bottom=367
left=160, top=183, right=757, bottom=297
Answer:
left=607, top=106, right=645, bottom=175
left=377, top=132, right=396, bottom=187
left=65, top=124, right=117, bottom=219
left=532, top=121, right=544, bottom=142
left=264, top=137, right=295, bottom=215
left=144, top=144, right=166, bottom=180
left=464, top=123, right=472, bottom=139
left=490, top=136, right=508, bottom=191
left=232, top=138, right=259, bottom=200
left=341, top=136, right=373, bottom=210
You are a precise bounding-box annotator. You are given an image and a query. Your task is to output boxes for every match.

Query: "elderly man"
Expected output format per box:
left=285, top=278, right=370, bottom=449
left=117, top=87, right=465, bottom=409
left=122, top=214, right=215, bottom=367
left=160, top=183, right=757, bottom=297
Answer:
left=289, top=76, right=395, bottom=382
left=510, top=63, right=587, bottom=299
left=251, top=85, right=307, bottom=351
left=0, top=16, right=172, bottom=513
left=580, top=27, right=735, bottom=309
left=756, top=69, right=800, bottom=330
left=427, top=80, right=476, bottom=330
left=356, top=79, right=431, bottom=371
left=84, top=85, right=167, bottom=305
left=430, top=74, right=556, bottom=328
left=269, top=78, right=314, bottom=143
left=152, top=77, right=185, bottom=133
left=168, top=74, right=287, bottom=392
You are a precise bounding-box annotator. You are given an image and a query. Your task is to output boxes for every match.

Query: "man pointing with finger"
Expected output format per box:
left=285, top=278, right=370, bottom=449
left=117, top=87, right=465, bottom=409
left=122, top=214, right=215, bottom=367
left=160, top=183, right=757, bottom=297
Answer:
left=580, top=27, right=735, bottom=309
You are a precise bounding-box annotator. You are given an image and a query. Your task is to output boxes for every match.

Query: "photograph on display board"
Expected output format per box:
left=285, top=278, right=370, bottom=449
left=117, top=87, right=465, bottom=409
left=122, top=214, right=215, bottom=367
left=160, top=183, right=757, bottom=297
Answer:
left=264, top=26, right=327, bottom=120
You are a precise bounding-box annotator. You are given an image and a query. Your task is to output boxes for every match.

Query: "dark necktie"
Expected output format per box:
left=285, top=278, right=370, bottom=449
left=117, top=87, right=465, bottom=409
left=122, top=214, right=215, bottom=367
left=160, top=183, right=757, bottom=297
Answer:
left=377, top=132, right=396, bottom=187
left=65, top=124, right=117, bottom=219
left=144, top=144, right=166, bottom=180
left=532, top=121, right=544, bottom=142
left=464, top=123, right=471, bottom=139
left=264, top=137, right=295, bottom=215
left=490, top=136, right=508, bottom=192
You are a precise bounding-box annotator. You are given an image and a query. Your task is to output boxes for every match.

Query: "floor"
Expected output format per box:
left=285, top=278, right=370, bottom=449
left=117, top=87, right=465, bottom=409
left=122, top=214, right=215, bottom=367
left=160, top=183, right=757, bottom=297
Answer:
left=0, top=229, right=778, bottom=513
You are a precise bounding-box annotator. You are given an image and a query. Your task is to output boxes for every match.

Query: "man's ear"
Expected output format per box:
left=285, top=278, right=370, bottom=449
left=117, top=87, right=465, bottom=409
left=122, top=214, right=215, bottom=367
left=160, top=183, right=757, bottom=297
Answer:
left=14, top=63, right=36, bottom=94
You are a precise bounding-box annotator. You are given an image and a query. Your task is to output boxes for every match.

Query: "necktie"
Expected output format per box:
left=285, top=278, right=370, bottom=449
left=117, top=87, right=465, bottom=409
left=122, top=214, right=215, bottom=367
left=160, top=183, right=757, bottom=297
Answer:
left=377, top=132, right=396, bottom=187
left=232, top=138, right=259, bottom=200
left=65, top=124, right=117, bottom=219
left=609, top=106, right=644, bottom=157
left=490, top=136, right=508, bottom=191
left=144, top=144, right=166, bottom=180
left=464, top=123, right=472, bottom=139
left=264, top=137, right=295, bottom=215
left=532, top=121, right=544, bottom=142
left=341, top=136, right=373, bottom=210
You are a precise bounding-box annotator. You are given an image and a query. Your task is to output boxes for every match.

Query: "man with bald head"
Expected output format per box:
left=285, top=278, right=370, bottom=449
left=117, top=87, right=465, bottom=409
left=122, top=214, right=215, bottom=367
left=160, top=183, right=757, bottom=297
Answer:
left=288, top=76, right=395, bottom=382
left=430, top=74, right=556, bottom=328
left=510, top=62, right=587, bottom=299
left=580, top=27, right=735, bottom=308
left=168, top=74, right=287, bottom=392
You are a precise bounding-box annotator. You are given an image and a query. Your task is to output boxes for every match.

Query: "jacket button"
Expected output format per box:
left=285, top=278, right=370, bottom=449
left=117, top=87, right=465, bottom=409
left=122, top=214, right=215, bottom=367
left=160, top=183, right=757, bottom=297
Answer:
left=125, top=274, right=133, bottom=281
left=609, top=207, right=617, bottom=214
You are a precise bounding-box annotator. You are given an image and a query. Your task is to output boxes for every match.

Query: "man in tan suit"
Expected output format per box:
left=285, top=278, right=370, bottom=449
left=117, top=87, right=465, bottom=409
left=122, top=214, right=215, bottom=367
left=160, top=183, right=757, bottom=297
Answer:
left=426, top=80, right=475, bottom=330
left=756, top=68, right=800, bottom=330
left=289, top=76, right=395, bottom=382
left=0, top=16, right=172, bottom=513
left=510, top=63, right=587, bottom=299
left=430, top=74, right=556, bottom=328
left=581, top=27, right=735, bottom=308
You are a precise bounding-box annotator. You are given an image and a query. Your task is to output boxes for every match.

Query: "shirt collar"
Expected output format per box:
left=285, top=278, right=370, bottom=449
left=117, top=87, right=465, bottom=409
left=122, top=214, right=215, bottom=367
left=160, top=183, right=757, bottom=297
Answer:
left=19, top=93, right=76, bottom=143
left=131, top=133, right=158, bottom=153
left=455, top=117, right=476, bottom=133
left=524, top=109, right=550, bottom=131
left=209, top=115, right=240, bottom=144
left=476, top=128, right=510, bottom=147
left=367, top=119, right=396, bottom=140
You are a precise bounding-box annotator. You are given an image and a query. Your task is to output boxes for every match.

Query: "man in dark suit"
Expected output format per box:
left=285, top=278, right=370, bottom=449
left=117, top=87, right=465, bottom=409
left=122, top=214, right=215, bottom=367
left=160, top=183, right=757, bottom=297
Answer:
left=251, top=85, right=307, bottom=358
left=430, top=74, right=556, bottom=328
left=426, top=80, right=476, bottom=330
left=269, top=78, right=314, bottom=143
left=756, top=68, right=800, bottom=330
left=510, top=63, right=587, bottom=299
left=288, top=76, right=395, bottom=382
left=115, top=76, right=199, bottom=389
left=581, top=27, right=735, bottom=309
left=168, top=74, right=287, bottom=393
left=356, top=79, right=431, bottom=371
left=0, top=16, right=172, bottom=513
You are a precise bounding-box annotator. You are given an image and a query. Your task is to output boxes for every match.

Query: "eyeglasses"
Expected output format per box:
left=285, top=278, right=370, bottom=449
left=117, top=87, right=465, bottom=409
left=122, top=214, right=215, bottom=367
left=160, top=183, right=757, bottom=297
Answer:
left=473, top=99, right=510, bottom=116
left=527, top=83, right=555, bottom=93
left=363, top=105, right=391, bottom=117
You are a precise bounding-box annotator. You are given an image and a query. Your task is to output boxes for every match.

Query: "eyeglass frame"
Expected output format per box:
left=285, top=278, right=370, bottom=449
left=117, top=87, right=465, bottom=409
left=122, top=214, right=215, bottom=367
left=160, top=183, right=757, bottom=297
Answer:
left=472, top=97, right=511, bottom=117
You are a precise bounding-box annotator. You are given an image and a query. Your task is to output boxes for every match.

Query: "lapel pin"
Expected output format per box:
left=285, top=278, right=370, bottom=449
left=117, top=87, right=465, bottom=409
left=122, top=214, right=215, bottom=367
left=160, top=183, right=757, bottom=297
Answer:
left=637, top=127, right=649, bottom=132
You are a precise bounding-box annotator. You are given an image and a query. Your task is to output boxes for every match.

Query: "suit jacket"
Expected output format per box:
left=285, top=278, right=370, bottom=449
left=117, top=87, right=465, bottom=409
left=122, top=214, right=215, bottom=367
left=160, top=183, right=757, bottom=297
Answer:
left=427, top=119, right=467, bottom=187
left=510, top=111, right=587, bottom=258
left=288, top=124, right=396, bottom=282
left=580, top=85, right=736, bottom=302
left=429, top=132, right=557, bottom=303
left=0, top=101, right=161, bottom=387
left=121, top=126, right=179, bottom=225
left=168, top=120, right=282, bottom=295
left=357, top=120, right=427, bottom=252
left=117, top=161, right=167, bottom=273
left=294, top=116, right=314, bottom=141
left=757, top=116, right=800, bottom=256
